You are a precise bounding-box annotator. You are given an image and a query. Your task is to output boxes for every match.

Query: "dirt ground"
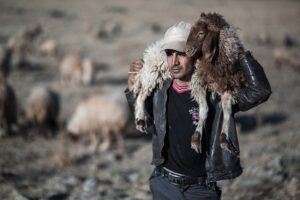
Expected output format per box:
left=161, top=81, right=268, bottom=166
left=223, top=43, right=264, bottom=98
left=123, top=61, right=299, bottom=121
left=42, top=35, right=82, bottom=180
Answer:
left=0, top=0, right=300, bottom=199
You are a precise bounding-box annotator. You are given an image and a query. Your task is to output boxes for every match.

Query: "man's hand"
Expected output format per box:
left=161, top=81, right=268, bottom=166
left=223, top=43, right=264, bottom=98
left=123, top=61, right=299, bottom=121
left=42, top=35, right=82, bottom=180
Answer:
left=128, top=59, right=144, bottom=91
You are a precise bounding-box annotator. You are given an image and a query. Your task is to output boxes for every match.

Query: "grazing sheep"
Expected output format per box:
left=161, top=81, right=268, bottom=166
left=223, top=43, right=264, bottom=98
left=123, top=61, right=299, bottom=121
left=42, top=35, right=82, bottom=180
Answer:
left=59, top=53, right=96, bottom=85
left=39, top=39, right=58, bottom=56
left=6, top=24, right=42, bottom=69
left=86, top=21, right=122, bottom=39
left=59, top=53, right=82, bottom=85
left=185, top=12, right=246, bottom=153
left=21, top=86, right=60, bottom=137
left=66, top=95, right=129, bottom=153
left=7, top=24, right=43, bottom=51
left=0, top=74, right=17, bottom=137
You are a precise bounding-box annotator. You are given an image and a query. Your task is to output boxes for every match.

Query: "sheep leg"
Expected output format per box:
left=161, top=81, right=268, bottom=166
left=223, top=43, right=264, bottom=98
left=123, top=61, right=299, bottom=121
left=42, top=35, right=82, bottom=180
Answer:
left=99, top=127, right=111, bottom=152
left=135, top=91, right=148, bottom=133
left=220, top=92, right=233, bottom=153
left=114, top=130, right=125, bottom=153
left=89, top=131, right=100, bottom=153
left=191, top=87, right=208, bottom=154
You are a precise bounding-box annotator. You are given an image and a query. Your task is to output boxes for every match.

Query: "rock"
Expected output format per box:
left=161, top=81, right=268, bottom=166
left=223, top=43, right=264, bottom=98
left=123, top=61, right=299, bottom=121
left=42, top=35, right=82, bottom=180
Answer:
left=150, top=23, right=163, bottom=33
left=235, top=178, right=263, bottom=187
left=43, top=176, right=79, bottom=199
left=47, top=9, right=68, bottom=19
left=280, top=153, right=300, bottom=176
left=9, top=190, right=29, bottom=200
left=126, top=172, right=140, bottom=183
left=80, top=178, right=100, bottom=200
left=69, top=177, right=100, bottom=200
left=283, top=34, right=298, bottom=48
left=285, top=177, right=300, bottom=198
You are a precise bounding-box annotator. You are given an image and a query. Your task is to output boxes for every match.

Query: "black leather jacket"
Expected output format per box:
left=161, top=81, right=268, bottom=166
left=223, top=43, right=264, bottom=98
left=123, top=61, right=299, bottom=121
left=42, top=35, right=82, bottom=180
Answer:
left=125, top=51, right=272, bottom=182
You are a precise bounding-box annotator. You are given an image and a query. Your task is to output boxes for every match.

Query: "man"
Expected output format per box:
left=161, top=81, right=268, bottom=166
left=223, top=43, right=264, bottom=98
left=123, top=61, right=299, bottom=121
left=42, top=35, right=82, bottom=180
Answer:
left=125, top=21, right=271, bottom=199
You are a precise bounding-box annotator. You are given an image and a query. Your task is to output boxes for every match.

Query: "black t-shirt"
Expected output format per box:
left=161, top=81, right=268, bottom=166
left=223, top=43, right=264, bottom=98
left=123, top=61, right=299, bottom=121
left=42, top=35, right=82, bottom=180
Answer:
left=162, top=85, right=207, bottom=177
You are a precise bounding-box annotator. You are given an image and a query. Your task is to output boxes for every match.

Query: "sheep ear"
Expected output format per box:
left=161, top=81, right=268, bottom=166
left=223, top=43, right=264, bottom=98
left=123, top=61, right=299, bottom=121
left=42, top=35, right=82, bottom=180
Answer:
left=202, top=31, right=218, bottom=62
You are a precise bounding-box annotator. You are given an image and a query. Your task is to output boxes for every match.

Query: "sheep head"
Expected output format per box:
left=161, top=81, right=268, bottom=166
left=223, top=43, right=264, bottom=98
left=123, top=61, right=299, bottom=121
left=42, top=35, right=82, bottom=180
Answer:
left=186, top=13, right=228, bottom=62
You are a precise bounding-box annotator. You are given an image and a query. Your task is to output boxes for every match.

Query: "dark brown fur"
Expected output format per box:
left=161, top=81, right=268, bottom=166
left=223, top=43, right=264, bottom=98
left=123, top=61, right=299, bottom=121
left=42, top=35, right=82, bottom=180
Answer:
left=186, top=12, right=246, bottom=95
left=0, top=77, right=18, bottom=136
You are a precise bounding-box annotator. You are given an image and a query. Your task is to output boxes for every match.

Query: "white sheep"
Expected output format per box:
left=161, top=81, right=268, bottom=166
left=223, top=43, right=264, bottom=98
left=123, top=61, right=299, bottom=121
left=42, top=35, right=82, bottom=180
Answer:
left=59, top=53, right=96, bottom=86
left=66, top=95, right=129, bottom=153
left=39, top=39, right=58, bottom=56
left=132, top=39, right=171, bottom=132
left=21, top=86, right=60, bottom=137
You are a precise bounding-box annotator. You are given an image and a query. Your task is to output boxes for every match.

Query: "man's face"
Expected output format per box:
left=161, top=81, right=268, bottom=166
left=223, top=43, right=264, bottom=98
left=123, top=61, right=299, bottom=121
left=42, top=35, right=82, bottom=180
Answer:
left=165, top=49, right=195, bottom=81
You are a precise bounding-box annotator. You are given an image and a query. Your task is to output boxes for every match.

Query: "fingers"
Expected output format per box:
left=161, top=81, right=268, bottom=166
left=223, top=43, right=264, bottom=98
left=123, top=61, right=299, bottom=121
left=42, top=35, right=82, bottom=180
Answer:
left=130, top=59, right=144, bottom=72
left=128, top=59, right=144, bottom=90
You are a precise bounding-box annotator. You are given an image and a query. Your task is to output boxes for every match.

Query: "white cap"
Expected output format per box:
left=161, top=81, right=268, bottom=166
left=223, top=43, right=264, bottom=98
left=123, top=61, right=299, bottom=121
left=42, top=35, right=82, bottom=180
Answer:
left=162, top=21, right=191, bottom=52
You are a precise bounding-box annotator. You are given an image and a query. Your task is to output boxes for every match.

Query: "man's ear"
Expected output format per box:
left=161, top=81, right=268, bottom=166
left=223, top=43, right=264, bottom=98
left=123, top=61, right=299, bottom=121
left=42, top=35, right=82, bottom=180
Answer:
left=202, top=31, right=218, bottom=62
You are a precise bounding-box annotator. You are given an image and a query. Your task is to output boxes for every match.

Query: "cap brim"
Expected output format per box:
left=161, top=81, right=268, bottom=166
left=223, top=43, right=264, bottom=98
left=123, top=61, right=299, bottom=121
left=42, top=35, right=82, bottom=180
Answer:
left=162, top=41, right=186, bottom=52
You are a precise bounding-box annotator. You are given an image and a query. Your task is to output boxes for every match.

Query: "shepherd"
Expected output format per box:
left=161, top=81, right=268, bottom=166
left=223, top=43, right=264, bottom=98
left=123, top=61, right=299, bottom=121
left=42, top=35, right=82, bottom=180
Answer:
left=125, top=13, right=271, bottom=200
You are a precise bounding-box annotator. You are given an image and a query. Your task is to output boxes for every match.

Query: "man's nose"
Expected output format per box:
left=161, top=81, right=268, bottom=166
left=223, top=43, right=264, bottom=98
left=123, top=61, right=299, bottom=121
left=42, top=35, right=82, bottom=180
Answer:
left=171, top=52, right=179, bottom=66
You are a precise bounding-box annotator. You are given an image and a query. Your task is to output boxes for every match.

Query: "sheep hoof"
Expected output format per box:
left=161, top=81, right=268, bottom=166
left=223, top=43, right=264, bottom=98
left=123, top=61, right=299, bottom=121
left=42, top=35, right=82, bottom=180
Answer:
left=220, top=132, right=231, bottom=153
left=220, top=133, right=239, bottom=155
left=136, top=119, right=147, bottom=133
left=191, top=132, right=202, bottom=153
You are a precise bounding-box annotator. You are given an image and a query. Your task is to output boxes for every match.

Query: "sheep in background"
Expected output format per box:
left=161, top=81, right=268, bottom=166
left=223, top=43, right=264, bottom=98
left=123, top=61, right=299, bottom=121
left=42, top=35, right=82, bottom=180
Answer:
left=59, top=53, right=96, bottom=86
left=81, top=57, right=96, bottom=85
left=21, top=86, right=60, bottom=137
left=39, top=39, right=58, bottom=57
left=59, top=53, right=82, bottom=85
left=6, top=24, right=42, bottom=69
left=0, top=74, right=18, bottom=137
left=65, top=95, right=129, bottom=153
left=0, top=45, right=12, bottom=77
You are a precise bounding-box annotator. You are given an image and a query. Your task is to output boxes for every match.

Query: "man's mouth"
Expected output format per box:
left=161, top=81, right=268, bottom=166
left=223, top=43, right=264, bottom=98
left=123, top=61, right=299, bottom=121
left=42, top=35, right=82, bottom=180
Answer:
left=171, top=67, right=181, bottom=74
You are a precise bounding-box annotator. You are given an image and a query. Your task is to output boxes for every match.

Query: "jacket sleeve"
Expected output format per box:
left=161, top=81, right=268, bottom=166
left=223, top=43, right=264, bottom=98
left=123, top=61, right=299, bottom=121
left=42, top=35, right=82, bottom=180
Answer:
left=124, top=88, right=154, bottom=127
left=233, top=51, right=272, bottom=112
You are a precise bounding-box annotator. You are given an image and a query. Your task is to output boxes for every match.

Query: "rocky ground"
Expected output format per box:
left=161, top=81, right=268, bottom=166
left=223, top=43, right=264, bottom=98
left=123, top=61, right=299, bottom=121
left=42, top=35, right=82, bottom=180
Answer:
left=0, top=0, right=300, bottom=199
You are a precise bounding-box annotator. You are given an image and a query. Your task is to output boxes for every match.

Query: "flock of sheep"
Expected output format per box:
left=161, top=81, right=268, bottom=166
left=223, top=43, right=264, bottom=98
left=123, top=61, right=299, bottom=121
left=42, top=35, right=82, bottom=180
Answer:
left=0, top=24, right=130, bottom=165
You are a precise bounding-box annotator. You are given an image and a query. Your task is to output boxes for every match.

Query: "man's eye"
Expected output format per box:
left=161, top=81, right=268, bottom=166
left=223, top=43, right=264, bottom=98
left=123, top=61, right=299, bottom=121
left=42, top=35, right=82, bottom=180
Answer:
left=177, top=52, right=186, bottom=56
left=165, top=51, right=172, bottom=56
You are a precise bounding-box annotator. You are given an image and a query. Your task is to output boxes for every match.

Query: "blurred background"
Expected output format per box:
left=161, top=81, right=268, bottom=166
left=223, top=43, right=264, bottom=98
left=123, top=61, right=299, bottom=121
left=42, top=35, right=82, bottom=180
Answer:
left=0, top=0, right=299, bottom=199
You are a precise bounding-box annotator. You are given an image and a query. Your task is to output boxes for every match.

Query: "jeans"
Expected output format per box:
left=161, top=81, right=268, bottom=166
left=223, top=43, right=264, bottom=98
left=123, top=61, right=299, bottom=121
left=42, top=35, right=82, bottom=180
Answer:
left=149, top=170, right=221, bottom=200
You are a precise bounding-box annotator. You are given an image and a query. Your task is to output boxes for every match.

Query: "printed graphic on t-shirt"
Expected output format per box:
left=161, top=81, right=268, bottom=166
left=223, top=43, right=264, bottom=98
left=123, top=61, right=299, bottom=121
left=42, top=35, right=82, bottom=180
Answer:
left=189, top=107, right=199, bottom=126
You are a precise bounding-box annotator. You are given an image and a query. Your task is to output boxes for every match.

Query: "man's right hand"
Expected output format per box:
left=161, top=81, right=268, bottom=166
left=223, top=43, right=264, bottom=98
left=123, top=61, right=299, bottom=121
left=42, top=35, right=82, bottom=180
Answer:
left=128, top=59, right=144, bottom=91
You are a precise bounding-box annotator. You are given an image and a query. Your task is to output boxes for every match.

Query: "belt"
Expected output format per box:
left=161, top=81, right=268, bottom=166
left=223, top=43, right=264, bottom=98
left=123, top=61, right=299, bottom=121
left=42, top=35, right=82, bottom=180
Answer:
left=154, top=167, right=208, bottom=186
